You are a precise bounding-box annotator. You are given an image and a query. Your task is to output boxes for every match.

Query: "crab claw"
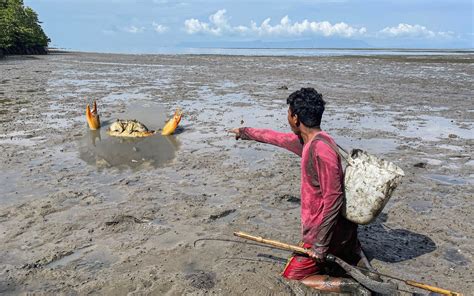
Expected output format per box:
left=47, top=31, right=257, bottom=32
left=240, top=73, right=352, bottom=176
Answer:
left=86, top=100, right=101, bottom=130
left=161, top=108, right=183, bottom=136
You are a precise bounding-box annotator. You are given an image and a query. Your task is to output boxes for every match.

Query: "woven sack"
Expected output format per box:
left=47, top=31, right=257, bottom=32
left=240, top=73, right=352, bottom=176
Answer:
left=315, top=136, right=404, bottom=225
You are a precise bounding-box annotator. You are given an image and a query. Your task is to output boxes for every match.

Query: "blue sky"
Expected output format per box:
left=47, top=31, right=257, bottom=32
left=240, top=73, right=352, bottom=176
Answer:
left=26, top=0, right=473, bottom=52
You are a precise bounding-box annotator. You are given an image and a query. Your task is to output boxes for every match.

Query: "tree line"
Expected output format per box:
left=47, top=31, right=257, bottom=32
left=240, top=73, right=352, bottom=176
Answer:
left=0, top=0, right=50, bottom=56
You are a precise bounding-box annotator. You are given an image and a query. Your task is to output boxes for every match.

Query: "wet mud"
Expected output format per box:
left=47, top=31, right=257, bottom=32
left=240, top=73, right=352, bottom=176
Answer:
left=0, top=52, right=473, bottom=295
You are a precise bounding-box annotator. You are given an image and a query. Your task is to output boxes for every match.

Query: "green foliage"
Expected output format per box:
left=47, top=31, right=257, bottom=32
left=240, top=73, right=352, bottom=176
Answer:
left=0, top=0, right=50, bottom=54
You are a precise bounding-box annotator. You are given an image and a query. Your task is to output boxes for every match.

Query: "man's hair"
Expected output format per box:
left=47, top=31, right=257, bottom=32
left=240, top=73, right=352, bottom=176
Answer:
left=287, top=87, right=325, bottom=128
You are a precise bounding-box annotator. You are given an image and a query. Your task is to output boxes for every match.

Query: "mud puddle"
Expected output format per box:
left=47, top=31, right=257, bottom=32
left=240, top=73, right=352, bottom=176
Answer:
left=400, top=114, right=473, bottom=141
left=46, top=244, right=117, bottom=271
left=77, top=104, right=180, bottom=170
left=443, top=248, right=471, bottom=266
left=425, top=174, right=473, bottom=185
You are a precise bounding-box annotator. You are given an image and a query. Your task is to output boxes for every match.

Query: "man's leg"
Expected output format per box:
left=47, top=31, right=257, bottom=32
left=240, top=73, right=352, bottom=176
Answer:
left=282, top=254, right=371, bottom=295
left=301, top=275, right=371, bottom=295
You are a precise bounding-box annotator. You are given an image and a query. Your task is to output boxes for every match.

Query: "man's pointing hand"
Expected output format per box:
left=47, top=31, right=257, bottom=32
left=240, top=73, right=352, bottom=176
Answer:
left=229, top=128, right=241, bottom=140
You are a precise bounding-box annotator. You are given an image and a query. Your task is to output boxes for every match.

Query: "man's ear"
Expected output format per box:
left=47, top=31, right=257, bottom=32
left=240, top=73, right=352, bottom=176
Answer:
left=294, top=114, right=300, bottom=127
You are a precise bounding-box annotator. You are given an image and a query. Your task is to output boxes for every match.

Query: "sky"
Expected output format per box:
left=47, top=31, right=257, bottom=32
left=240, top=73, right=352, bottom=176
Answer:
left=25, top=0, right=473, bottom=53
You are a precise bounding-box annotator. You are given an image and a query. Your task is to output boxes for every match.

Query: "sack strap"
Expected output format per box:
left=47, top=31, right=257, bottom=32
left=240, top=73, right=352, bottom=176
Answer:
left=311, top=134, right=353, bottom=166
left=307, top=133, right=349, bottom=194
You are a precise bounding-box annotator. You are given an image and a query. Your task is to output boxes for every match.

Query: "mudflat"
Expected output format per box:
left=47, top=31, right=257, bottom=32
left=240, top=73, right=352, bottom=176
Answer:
left=0, top=52, right=472, bottom=295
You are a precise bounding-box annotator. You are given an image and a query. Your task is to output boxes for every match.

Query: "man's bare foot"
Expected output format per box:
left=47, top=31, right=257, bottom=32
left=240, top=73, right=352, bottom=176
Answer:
left=300, top=275, right=371, bottom=295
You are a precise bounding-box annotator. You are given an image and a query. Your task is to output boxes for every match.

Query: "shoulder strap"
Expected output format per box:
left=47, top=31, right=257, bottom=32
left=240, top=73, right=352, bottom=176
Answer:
left=312, top=134, right=351, bottom=165
left=306, top=134, right=340, bottom=192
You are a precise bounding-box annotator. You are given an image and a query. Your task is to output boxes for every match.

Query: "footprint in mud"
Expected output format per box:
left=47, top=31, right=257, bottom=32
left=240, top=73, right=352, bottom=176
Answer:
left=443, top=248, right=470, bottom=266
left=105, top=215, right=148, bottom=226
left=265, top=194, right=300, bottom=211
left=277, top=194, right=300, bottom=203
left=208, top=209, right=236, bottom=221
left=185, top=270, right=216, bottom=290
left=103, top=215, right=151, bottom=233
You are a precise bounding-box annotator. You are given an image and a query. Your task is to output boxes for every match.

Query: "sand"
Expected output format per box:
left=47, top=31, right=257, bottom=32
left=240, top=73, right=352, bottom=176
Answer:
left=0, top=52, right=473, bottom=295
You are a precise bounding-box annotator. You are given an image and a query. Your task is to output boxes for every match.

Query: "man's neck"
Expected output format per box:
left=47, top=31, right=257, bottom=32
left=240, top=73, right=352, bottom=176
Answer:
left=300, top=127, right=322, bottom=144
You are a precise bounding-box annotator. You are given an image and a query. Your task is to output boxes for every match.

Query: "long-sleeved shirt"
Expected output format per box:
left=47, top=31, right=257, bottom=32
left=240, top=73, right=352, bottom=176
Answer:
left=240, top=127, right=358, bottom=257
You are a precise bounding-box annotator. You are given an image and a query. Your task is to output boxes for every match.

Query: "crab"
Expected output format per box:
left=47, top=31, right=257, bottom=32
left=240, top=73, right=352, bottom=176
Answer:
left=86, top=100, right=182, bottom=137
left=107, top=119, right=155, bottom=137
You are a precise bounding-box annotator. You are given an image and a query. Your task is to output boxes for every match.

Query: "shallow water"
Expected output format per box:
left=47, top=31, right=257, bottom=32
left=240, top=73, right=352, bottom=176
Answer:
left=425, top=174, right=473, bottom=185
left=77, top=104, right=180, bottom=170
left=112, top=47, right=474, bottom=57
left=443, top=248, right=471, bottom=266
left=46, top=244, right=117, bottom=271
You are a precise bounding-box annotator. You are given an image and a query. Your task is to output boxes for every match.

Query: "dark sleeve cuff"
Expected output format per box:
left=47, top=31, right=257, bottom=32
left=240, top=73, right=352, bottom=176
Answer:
left=239, top=127, right=253, bottom=140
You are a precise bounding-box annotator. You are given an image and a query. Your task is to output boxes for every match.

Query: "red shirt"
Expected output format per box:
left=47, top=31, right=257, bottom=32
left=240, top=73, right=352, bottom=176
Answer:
left=240, top=128, right=358, bottom=257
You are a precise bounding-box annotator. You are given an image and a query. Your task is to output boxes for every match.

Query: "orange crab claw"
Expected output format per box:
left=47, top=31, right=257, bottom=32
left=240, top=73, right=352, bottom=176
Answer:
left=93, top=100, right=98, bottom=114
left=86, top=100, right=101, bottom=130
left=161, top=108, right=183, bottom=136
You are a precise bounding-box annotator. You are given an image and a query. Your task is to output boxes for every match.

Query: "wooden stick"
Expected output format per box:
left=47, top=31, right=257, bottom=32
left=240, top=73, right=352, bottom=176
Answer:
left=354, top=266, right=464, bottom=296
left=405, top=281, right=463, bottom=296
left=233, top=231, right=309, bottom=254
left=234, top=231, right=464, bottom=296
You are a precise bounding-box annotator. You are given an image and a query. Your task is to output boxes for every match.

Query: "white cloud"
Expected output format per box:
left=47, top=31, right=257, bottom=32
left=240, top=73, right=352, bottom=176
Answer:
left=379, top=23, right=454, bottom=39
left=184, top=18, right=210, bottom=34
left=184, top=9, right=366, bottom=38
left=152, top=22, right=168, bottom=33
left=251, top=17, right=367, bottom=37
left=184, top=9, right=230, bottom=36
left=124, top=25, right=145, bottom=34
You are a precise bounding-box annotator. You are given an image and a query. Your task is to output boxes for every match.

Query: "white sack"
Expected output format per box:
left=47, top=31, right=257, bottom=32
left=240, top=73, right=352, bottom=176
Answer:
left=342, top=149, right=405, bottom=225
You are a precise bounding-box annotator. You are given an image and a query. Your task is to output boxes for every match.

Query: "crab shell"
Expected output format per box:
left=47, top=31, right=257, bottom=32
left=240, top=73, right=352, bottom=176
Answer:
left=107, top=120, right=155, bottom=138
left=161, top=109, right=183, bottom=136
left=86, top=100, right=101, bottom=130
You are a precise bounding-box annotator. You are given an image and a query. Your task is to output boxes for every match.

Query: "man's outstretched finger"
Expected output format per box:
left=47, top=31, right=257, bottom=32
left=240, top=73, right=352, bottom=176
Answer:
left=229, top=128, right=241, bottom=139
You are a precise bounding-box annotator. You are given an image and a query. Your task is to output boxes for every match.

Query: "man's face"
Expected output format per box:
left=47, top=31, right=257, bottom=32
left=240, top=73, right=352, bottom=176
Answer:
left=287, top=107, right=299, bottom=134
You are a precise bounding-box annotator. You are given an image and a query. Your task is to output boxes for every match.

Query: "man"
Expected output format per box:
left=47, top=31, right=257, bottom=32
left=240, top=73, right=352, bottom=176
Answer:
left=231, top=88, right=369, bottom=294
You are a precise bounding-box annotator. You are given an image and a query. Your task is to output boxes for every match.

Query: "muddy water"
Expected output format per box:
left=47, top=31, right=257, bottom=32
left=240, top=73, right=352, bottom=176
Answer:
left=78, top=105, right=179, bottom=170
left=78, top=130, right=178, bottom=169
left=0, top=52, right=473, bottom=295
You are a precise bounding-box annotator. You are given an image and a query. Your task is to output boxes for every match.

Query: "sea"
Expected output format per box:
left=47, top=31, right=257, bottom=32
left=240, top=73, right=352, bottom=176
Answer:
left=106, top=47, right=474, bottom=57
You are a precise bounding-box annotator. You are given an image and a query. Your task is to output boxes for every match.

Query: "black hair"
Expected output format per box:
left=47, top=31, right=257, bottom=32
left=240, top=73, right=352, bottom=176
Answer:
left=286, top=87, right=326, bottom=128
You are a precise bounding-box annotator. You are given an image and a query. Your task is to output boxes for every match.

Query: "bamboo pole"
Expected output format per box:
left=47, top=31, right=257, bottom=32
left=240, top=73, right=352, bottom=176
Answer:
left=405, top=281, right=463, bottom=296
left=233, top=231, right=309, bottom=254
left=233, top=231, right=464, bottom=296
